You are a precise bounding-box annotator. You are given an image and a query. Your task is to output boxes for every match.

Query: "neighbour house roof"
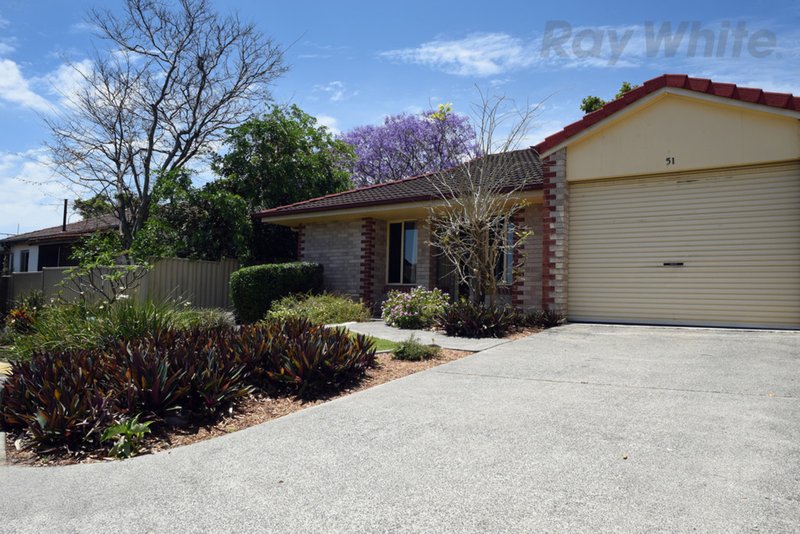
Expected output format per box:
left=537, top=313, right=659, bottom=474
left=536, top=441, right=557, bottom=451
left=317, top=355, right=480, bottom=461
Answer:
left=0, top=213, right=118, bottom=246
left=256, top=149, right=543, bottom=220
left=533, top=74, right=800, bottom=155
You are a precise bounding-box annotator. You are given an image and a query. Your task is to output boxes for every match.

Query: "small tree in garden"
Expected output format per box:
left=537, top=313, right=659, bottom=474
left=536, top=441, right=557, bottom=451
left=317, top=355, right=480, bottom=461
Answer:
left=340, top=105, right=478, bottom=186
left=62, top=231, right=150, bottom=305
left=425, top=92, right=541, bottom=306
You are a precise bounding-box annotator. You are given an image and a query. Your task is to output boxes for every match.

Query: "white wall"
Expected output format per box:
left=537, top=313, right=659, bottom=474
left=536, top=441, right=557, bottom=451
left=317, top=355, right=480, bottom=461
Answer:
left=10, top=244, right=39, bottom=272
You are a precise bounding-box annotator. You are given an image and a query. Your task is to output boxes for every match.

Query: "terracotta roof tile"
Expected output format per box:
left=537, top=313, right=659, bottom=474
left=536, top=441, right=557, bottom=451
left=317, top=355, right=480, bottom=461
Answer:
left=257, top=149, right=543, bottom=219
left=534, top=74, right=799, bottom=154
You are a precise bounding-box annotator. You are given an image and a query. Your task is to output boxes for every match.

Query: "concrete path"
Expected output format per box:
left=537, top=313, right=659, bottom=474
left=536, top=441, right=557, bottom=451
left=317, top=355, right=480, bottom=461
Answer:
left=345, top=320, right=510, bottom=351
left=1, top=324, right=799, bottom=532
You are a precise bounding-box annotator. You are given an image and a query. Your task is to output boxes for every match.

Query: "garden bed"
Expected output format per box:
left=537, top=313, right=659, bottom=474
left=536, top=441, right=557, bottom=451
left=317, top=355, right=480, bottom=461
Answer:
left=4, top=348, right=471, bottom=467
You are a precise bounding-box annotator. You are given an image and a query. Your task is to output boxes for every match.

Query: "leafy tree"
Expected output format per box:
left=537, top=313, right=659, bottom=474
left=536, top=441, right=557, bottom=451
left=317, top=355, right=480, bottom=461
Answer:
left=340, top=104, right=478, bottom=186
left=212, top=105, right=355, bottom=262
left=74, top=195, right=114, bottom=220
left=615, top=81, right=638, bottom=99
left=580, top=95, right=607, bottom=114
left=134, top=169, right=251, bottom=261
left=47, top=0, right=286, bottom=249
left=579, top=81, right=640, bottom=113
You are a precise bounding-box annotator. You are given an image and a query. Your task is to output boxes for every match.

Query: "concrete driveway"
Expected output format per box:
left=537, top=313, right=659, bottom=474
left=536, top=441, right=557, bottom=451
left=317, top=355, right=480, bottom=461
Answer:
left=1, top=324, right=798, bottom=532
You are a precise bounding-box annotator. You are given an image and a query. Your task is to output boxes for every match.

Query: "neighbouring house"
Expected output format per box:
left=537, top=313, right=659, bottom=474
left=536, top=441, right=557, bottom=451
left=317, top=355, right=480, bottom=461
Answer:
left=258, top=74, right=800, bottom=329
left=0, top=213, right=118, bottom=274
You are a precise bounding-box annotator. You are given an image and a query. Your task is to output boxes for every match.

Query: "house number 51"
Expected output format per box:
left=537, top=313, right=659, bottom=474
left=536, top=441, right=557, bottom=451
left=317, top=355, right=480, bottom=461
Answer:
left=665, top=156, right=675, bottom=166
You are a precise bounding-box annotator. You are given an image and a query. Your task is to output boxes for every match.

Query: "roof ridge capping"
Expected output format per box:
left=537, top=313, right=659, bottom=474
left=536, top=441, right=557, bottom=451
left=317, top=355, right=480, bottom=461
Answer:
left=533, top=74, right=800, bottom=155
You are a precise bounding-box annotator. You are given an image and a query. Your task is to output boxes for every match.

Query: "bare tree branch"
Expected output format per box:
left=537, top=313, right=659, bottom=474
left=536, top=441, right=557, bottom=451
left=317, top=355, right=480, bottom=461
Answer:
left=46, top=0, right=287, bottom=251
left=425, top=91, right=544, bottom=306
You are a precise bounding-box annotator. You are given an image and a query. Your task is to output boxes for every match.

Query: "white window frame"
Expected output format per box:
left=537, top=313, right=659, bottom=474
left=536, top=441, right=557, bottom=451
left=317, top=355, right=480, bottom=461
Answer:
left=498, top=221, right=514, bottom=286
left=385, top=220, right=418, bottom=285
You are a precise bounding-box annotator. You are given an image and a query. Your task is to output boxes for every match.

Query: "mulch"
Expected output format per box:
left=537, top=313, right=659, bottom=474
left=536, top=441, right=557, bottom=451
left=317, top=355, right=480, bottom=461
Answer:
left=4, top=349, right=472, bottom=467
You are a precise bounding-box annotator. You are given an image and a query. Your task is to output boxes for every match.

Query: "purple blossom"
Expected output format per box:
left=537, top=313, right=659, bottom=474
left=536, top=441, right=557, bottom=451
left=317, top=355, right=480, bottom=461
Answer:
left=340, top=109, right=478, bottom=187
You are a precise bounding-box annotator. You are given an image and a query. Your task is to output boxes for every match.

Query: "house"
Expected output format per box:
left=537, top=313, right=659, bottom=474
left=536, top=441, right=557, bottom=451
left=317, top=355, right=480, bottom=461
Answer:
left=257, top=149, right=545, bottom=310
left=0, top=213, right=117, bottom=273
left=259, top=74, right=800, bottom=330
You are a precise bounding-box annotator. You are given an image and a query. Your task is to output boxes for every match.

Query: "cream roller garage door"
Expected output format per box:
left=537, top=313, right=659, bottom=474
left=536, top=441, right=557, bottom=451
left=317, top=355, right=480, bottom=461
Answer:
left=568, top=162, right=800, bottom=328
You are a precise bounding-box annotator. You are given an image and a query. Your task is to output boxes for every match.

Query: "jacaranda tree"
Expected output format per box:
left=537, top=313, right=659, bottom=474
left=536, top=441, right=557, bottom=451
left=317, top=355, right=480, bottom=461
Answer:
left=340, top=105, right=477, bottom=186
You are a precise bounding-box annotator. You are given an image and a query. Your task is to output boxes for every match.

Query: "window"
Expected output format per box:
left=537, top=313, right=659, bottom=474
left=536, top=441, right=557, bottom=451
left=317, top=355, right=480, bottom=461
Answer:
left=387, top=221, right=417, bottom=284
left=495, top=222, right=514, bottom=285
left=19, top=250, right=30, bottom=273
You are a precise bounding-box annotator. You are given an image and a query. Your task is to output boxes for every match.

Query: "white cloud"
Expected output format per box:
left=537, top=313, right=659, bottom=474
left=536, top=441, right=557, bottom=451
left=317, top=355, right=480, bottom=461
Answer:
left=0, top=37, right=16, bottom=56
left=39, top=59, right=93, bottom=109
left=313, top=80, right=357, bottom=102
left=0, top=149, right=75, bottom=236
left=69, top=21, right=97, bottom=34
left=315, top=114, right=339, bottom=134
left=381, top=33, right=536, bottom=77
left=0, top=59, right=54, bottom=112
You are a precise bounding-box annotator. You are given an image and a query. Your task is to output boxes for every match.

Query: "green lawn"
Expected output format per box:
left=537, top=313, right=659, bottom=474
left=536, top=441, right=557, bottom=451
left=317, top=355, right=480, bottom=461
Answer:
left=350, top=333, right=397, bottom=352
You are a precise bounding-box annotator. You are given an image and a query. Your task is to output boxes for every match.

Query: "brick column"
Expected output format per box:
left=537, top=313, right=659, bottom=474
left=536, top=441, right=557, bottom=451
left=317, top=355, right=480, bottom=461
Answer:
left=510, top=209, right=526, bottom=308
left=541, top=148, right=568, bottom=314
left=359, top=218, right=377, bottom=305
left=295, top=224, right=306, bottom=261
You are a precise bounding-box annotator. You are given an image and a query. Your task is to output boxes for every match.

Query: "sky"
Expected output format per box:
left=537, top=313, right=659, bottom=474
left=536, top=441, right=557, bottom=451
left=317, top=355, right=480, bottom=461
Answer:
left=0, top=0, right=798, bottom=236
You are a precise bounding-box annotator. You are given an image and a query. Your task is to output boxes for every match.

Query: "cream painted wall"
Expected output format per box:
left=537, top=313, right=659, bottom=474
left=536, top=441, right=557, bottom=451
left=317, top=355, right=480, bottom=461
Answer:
left=566, top=92, right=800, bottom=181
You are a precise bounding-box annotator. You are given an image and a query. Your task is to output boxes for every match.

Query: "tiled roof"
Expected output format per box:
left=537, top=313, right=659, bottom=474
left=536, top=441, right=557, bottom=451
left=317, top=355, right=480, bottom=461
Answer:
left=0, top=213, right=118, bottom=245
left=257, top=148, right=543, bottom=219
left=534, top=74, right=800, bottom=155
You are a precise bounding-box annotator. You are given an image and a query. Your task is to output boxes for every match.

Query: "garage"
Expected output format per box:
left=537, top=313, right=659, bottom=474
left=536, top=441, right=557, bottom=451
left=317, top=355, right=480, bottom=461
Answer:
left=568, top=163, right=800, bottom=328
left=534, top=74, right=800, bottom=329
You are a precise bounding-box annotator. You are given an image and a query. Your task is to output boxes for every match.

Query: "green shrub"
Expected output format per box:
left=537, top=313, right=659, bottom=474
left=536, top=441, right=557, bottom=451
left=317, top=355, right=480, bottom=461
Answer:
left=381, top=287, right=450, bottom=329
left=266, top=293, right=370, bottom=324
left=440, top=300, right=515, bottom=338
left=0, top=318, right=375, bottom=453
left=8, top=301, right=235, bottom=361
left=230, top=262, right=323, bottom=323
left=393, top=336, right=441, bottom=361
left=101, top=415, right=152, bottom=459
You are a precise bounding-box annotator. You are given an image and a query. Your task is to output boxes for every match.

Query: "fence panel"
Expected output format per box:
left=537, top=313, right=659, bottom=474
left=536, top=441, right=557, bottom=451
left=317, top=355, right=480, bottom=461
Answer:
left=7, top=258, right=239, bottom=310
left=143, top=258, right=238, bottom=309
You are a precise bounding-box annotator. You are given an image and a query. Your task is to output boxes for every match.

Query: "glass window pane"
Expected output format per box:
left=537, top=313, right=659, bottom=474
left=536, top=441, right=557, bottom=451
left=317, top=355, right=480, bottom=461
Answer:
left=403, top=221, right=417, bottom=284
left=505, top=223, right=514, bottom=284
left=388, top=223, right=402, bottom=284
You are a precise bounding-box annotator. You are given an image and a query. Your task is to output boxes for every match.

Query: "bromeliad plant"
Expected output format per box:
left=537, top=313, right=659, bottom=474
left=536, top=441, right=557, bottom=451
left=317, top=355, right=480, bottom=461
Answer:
left=381, top=287, right=450, bottom=329
left=0, top=318, right=376, bottom=455
left=439, top=300, right=516, bottom=338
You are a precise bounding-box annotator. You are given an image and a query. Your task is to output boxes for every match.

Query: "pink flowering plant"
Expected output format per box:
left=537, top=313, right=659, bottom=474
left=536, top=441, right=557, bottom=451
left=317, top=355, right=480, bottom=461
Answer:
left=381, top=287, right=450, bottom=329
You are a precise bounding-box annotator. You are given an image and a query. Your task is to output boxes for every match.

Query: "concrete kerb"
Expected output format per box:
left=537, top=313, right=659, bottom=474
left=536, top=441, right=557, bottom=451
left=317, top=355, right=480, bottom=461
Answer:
left=344, top=321, right=513, bottom=352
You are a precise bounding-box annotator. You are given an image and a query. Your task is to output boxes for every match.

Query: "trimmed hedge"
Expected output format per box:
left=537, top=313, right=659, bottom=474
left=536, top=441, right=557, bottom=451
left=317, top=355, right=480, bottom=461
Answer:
left=230, top=262, right=323, bottom=323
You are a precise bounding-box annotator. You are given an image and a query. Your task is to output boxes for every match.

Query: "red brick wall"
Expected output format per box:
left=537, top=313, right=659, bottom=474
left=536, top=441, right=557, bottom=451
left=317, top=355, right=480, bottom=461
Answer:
left=296, top=224, right=306, bottom=261
left=541, top=148, right=568, bottom=314
left=359, top=218, right=376, bottom=306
